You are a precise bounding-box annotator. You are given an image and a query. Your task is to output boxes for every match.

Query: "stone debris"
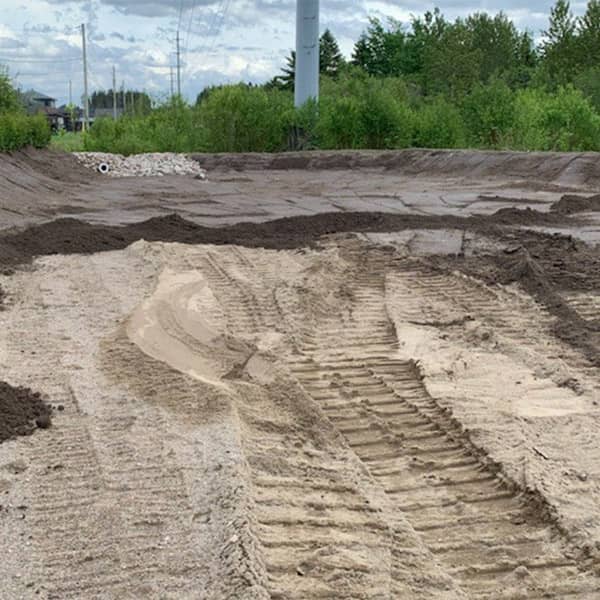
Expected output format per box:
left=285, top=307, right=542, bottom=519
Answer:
left=73, top=152, right=207, bottom=179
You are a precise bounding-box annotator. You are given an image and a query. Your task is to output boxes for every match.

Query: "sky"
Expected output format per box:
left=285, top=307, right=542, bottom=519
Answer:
left=0, top=0, right=590, bottom=106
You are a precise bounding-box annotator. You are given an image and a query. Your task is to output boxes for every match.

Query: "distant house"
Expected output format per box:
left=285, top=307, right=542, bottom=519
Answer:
left=21, top=90, right=69, bottom=132
left=21, top=89, right=56, bottom=111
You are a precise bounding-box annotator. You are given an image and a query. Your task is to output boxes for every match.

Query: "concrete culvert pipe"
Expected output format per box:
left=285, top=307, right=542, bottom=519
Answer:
left=97, top=162, right=110, bottom=174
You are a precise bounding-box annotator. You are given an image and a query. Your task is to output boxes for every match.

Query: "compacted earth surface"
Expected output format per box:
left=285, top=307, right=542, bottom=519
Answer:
left=2, top=149, right=600, bottom=598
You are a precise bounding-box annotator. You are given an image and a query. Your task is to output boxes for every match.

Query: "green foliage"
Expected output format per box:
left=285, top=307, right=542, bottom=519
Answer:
left=0, top=112, right=50, bottom=151
left=198, top=85, right=292, bottom=152
left=413, top=98, right=466, bottom=148
left=317, top=75, right=413, bottom=149
left=508, top=86, right=600, bottom=150
left=0, top=69, right=20, bottom=113
left=574, top=66, right=600, bottom=110
left=269, top=30, right=346, bottom=91
left=544, top=85, right=600, bottom=150
left=0, top=69, right=51, bottom=152
left=461, top=79, right=516, bottom=147
left=90, top=89, right=152, bottom=116
left=81, top=4, right=600, bottom=155
left=51, top=131, right=85, bottom=152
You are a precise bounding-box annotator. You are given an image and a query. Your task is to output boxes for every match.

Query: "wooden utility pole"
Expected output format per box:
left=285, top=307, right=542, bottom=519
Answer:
left=170, top=65, right=174, bottom=99
left=81, top=23, right=89, bottom=130
left=68, top=80, right=72, bottom=105
left=176, top=30, right=181, bottom=97
left=112, top=66, right=117, bottom=120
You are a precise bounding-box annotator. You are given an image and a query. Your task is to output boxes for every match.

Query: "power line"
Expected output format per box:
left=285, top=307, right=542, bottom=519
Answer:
left=0, top=56, right=80, bottom=63
left=208, top=0, right=231, bottom=54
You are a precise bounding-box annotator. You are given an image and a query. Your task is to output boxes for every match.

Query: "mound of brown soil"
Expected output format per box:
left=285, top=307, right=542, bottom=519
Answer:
left=0, top=382, right=52, bottom=443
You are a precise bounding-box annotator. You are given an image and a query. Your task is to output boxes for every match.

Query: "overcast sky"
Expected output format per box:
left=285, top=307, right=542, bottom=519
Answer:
left=0, top=0, right=588, bottom=106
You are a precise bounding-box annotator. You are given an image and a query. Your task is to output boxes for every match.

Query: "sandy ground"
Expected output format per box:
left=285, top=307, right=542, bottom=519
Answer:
left=1, top=150, right=600, bottom=598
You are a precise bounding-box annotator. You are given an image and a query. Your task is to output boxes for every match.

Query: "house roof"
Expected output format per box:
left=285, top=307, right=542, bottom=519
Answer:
left=22, top=89, right=56, bottom=102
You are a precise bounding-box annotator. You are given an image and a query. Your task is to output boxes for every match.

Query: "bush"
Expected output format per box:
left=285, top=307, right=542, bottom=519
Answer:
left=0, top=112, right=50, bottom=151
left=543, top=86, right=600, bottom=151
left=198, top=85, right=292, bottom=152
left=509, top=86, right=600, bottom=151
left=461, top=79, right=515, bottom=147
left=414, top=97, right=466, bottom=148
left=318, top=75, right=414, bottom=149
left=509, top=88, right=550, bottom=150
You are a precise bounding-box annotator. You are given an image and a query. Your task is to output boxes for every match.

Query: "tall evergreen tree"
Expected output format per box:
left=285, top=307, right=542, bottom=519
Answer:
left=269, top=29, right=345, bottom=90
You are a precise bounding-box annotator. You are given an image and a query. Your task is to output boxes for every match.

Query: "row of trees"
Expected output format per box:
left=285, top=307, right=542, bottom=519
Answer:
left=84, top=0, right=600, bottom=154
left=267, top=1, right=600, bottom=108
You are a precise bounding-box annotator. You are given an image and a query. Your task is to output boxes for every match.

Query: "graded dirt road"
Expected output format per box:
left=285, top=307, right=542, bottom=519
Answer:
left=1, top=150, right=600, bottom=599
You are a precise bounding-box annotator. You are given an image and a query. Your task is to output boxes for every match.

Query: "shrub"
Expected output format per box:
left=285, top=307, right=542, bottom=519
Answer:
left=414, top=97, right=466, bottom=148
left=543, top=85, right=600, bottom=151
left=0, top=112, right=50, bottom=151
left=509, top=88, right=550, bottom=150
left=509, top=86, right=600, bottom=151
left=318, top=75, right=414, bottom=149
left=198, top=85, right=292, bottom=152
left=461, top=79, right=515, bottom=147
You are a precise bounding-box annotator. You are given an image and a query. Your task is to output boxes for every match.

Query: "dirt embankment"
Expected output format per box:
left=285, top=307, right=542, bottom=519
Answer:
left=191, top=148, right=600, bottom=186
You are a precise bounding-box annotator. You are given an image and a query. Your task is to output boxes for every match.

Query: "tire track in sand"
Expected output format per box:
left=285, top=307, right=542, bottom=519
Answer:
left=199, top=245, right=462, bottom=598
left=286, top=253, right=600, bottom=598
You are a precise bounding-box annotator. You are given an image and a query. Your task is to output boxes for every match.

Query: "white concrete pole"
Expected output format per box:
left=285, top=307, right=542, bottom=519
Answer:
left=295, top=0, right=319, bottom=107
left=81, top=24, right=89, bottom=130
left=112, top=66, right=117, bottom=120
left=176, top=30, right=182, bottom=98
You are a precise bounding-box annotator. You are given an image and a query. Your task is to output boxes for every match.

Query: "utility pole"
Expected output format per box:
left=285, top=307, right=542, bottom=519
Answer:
left=112, top=66, right=117, bottom=120
left=81, top=23, right=89, bottom=130
left=122, top=80, right=126, bottom=114
left=176, top=30, right=181, bottom=98
left=68, top=80, right=72, bottom=105
left=294, top=0, right=319, bottom=107
left=170, top=65, right=174, bottom=99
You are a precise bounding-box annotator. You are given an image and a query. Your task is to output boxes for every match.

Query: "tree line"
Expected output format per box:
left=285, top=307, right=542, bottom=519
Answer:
left=265, top=1, right=600, bottom=109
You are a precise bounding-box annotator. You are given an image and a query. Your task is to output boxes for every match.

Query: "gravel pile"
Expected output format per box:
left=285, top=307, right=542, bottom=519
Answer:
left=73, top=152, right=207, bottom=179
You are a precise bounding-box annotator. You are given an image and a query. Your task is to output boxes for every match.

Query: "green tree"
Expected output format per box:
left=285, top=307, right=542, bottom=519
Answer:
left=351, top=18, right=407, bottom=76
left=269, top=29, right=346, bottom=90
left=540, top=0, right=579, bottom=86
left=578, top=0, right=600, bottom=68
left=0, top=67, right=20, bottom=113
left=422, top=20, right=482, bottom=97
left=320, top=29, right=345, bottom=77
left=465, top=12, right=536, bottom=84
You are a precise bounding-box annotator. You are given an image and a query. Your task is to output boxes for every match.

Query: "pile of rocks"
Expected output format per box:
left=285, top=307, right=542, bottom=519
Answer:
left=73, top=152, right=207, bottom=179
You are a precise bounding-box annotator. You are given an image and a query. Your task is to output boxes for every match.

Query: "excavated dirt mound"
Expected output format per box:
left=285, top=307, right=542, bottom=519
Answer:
left=0, top=382, right=52, bottom=443
left=551, top=193, right=600, bottom=214
left=0, top=208, right=572, bottom=272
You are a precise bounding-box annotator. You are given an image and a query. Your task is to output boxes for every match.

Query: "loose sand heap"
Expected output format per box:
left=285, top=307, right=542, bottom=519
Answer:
left=73, top=151, right=207, bottom=178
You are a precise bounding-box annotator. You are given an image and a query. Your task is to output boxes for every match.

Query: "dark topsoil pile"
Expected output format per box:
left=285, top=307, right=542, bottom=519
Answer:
left=550, top=193, right=600, bottom=214
left=0, top=206, right=572, bottom=271
left=0, top=382, right=52, bottom=443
